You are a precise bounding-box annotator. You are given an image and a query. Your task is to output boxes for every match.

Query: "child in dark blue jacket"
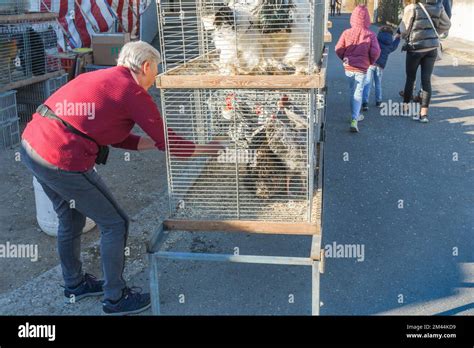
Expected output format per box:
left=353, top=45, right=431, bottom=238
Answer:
left=362, top=26, right=400, bottom=110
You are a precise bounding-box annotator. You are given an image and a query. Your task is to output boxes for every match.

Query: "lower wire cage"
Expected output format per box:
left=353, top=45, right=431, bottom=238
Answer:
left=162, top=88, right=324, bottom=222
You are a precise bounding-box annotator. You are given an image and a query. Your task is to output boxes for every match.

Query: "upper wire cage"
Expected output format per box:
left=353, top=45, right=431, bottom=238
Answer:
left=157, top=0, right=326, bottom=78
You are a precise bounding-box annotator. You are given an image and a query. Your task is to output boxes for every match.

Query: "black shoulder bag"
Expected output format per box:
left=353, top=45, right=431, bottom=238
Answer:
left=36, top=104, right=109, bottom=165
left=402, top=6, right=417, bottom=52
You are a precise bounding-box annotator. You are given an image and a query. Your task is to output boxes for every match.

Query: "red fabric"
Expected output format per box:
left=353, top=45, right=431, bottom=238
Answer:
left=22, top=66, right=195, bottom=172
left=335, top=5, right=381, bottom=73
left=74, top=0, right=92, bottom=48
left=90, top=0, right=110, bottom=32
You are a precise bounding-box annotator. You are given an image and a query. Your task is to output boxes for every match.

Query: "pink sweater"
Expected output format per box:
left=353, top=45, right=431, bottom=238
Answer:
left=335, top=5, right=381, bottom=73
left=22, top=66, right=195, bottom=172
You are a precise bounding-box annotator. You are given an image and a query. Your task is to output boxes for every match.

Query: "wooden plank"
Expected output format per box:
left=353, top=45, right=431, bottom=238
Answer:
left=157, top=73, right=325, bottom=89
left=310, top=234, right=321, bottom=260
left=164, top=219, right=321, bottom=235
left=0, top=70, right=66, bottom=93
left=324, top=32, right=332, bottom=43
left=0, top=12, right=58, bottom=23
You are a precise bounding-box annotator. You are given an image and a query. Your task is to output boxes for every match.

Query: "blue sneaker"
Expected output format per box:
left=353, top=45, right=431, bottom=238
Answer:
left=63, top=273, right=104, bottom=303
left=102, top=287, right=151, bottom=316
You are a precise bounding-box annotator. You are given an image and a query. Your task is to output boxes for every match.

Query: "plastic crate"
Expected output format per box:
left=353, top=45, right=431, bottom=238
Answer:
left=84, top=64, right=113, bottom=72
left=0, top=90, right=18, bottom=124
left=0, top=22, right=62, bottom=90
left=0, top=118, right=20, bottom=150
left=16, top=73, right=68, bottom=122
left=60, top=57, right=76, bottom=75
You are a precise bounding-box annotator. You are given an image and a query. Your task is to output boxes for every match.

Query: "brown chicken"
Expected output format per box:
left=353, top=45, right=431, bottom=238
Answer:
left=0, top=39, right=18, bottom=85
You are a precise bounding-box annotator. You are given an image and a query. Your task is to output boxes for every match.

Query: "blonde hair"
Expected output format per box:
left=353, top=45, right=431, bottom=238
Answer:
left=117, top=41, right=161, bottom=73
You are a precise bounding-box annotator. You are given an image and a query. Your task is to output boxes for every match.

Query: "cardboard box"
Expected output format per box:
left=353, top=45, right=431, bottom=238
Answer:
left=91, top=33, right=130, bottom=66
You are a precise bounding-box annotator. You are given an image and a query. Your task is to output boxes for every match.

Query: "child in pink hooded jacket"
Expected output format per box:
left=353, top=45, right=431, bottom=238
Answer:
left=335, top=5, right=381, bottom=132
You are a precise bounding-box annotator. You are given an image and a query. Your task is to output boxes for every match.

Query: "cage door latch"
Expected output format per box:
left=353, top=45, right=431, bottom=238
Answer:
left=316, top=93, right=325, bottom=109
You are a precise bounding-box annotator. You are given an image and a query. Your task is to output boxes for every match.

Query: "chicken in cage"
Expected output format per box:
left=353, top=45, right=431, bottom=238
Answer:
left=157, top=0, right=326, bottom=76
left=0, top=0, right=29, bottom=14
left=0, top=22, right=61, bottom=88
left=162, top=88, right=318, bottom=222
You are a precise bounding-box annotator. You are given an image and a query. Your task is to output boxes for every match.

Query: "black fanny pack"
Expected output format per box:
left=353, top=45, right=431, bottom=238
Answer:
left=36, top=104, right=109, bottom=165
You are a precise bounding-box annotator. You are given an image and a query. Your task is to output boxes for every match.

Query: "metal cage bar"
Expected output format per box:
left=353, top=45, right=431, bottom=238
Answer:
left=147, top=219, right=324, bottom=315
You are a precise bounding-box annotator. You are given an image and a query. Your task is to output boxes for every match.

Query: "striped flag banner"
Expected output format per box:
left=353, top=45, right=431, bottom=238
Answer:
left=51, top=0, right=146, bottom=50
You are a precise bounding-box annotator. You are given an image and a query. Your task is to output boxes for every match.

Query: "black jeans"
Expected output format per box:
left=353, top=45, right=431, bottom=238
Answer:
left=403, top=49, right=437, bottom=108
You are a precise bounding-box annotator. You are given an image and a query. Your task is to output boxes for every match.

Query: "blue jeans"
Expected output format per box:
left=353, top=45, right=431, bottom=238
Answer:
left=21, top=143, right=129, bottom=301
left=345, top=70, right=367, bottom=120
left=363, top=65, right=383, bottom=104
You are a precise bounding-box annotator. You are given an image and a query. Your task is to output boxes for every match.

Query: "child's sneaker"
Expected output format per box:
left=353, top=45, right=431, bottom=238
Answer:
left=419, top=115, right=429, bottom=123
left=362, top=103, right=369, bottom=111
left=412, top=114, right=420, bottom=121
left=350, top=120, right=359, bottom=132
left=375, top=101, right=382, bottom=108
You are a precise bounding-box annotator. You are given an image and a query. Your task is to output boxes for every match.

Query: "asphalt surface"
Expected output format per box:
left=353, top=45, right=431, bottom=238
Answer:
left=321, top=15, right=474, bottom=315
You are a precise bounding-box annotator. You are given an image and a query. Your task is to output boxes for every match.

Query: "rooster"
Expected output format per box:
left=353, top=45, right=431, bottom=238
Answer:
left=276, top=94, right=308, bottom=129
left=243, top=126, right=287, bottom=199
left=241, top=94, right=308, bottom=198
left=221, top=92, right=260, bottom=147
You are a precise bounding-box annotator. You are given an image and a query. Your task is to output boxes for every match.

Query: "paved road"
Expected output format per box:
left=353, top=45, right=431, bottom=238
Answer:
left=321, top=15, right=474, bottom=315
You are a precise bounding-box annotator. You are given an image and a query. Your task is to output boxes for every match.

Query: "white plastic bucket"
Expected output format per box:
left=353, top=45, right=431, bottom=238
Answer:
left=33, top=177, right=96, bottom=236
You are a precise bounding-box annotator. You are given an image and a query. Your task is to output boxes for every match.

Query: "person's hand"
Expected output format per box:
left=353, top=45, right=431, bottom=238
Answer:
left=192, top=139, right=226, bottom=157
left=137, top=136, right=156, bottom=150
left=394, top=33, right=401, bottom=39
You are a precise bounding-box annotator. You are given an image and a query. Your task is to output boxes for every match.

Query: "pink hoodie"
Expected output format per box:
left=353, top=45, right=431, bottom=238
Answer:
left=335, top=5, right=381, bottom=73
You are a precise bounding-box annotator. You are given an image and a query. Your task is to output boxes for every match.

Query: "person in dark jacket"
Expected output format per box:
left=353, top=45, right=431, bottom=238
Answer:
left=362, top=26, right=401, bottom=110
left=400, top=0, right=450, bottom=123
left=441, top=0, right=451, bottom=18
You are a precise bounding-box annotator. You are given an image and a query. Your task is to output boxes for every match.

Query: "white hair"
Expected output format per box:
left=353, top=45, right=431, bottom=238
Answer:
left=117, top=41, right=161, bottom=73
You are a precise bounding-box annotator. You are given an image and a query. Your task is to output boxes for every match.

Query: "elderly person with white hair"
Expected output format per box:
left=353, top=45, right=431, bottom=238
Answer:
left=20, top=41, right=220, bottom=315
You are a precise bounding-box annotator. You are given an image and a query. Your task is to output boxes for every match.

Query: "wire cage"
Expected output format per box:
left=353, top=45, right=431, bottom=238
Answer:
left=15, top=72, right=67, bottom=122
left=0, top=21, right=61, bottom=90
left=0, top=0, right=30, bottom=15
left=0, top=90, right=18, bottom=124
left=162, top=87, right=323, bottom=222
left=0, top=117, right=20, bottom=150
left=157, top=0, right=326, bottom=78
